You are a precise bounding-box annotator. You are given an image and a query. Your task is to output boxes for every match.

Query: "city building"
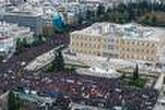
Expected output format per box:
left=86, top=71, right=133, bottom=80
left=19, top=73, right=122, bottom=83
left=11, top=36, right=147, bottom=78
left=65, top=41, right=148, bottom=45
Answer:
left=0, top=7, right=43, bottom=35
left=0, top=0, right=57, bottom=36
left=0, top=91, right=9, bottom=110
left=57, top=2, right=88, bottom=25
left=0, top=21, right=34, bottom=57
left=70, top=22, right=165, bottom=64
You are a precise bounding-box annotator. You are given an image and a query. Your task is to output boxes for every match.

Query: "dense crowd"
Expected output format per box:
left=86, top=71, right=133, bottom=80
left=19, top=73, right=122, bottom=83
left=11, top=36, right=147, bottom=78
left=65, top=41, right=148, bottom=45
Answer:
left=0, top=34, right=69, bottom=74
left=0, top=32, right=159, bottom=110
left=0, top=71, right=159, bottom=110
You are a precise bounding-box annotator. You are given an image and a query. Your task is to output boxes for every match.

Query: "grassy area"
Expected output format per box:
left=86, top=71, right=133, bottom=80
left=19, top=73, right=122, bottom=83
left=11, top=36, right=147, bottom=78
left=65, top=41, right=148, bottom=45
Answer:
left=120, top=74, right=146, bottom=88
left=128, top=78, right=146, bottom=88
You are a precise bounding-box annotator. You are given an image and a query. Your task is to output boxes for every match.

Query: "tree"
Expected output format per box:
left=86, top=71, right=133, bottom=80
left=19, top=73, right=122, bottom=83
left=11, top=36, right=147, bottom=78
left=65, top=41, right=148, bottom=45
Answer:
left=151, top=15, right=157, bottom=24
left=56, top=50, right=65, bottom=71
left=15, top=38, right=24, bottom=54
left=22, top=38, right=28, bottom=48
left=8, top=92, right=21, bottom=110
left=16, top=38, right=21, bottom=49
left=50, top=50, right=65, bottom=72
left=96, top=4, right=105, bottom=20
left=133, top=63, right=139, bottom=80
left=86, top=9, right=93, bottom=21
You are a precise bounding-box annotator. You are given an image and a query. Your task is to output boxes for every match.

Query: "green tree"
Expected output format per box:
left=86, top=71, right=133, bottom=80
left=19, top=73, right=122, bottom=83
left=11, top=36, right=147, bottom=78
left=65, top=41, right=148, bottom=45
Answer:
left=133, top=63, right=139, bottom=80
left=49, top=50, right=65, bottom=72
left=22, top=38, right=28, bottom=48
left=86, top=9, right=92, bottom=20
left=16, top=38, right=21, bottom=49
left=151, top=15, right=157, bottom=24
left=96, top=4, right=105, bottom=20
left=8, top=92, right=21, bottom=110
left=15, top=38, right=24, bottom=54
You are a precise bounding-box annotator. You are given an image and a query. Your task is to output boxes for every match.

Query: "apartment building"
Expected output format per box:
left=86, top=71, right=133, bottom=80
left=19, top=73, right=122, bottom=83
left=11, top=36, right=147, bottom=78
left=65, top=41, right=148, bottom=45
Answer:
left=0, top=0, right=57, bottom=36
left=0, top=21, right=34, bottom=57
left=70, top=22, right=165, bottom=63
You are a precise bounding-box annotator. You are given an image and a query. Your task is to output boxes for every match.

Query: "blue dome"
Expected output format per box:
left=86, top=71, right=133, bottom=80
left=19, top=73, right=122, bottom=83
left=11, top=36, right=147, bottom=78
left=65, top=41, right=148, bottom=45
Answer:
left=52, top=12, right=67, bottom=32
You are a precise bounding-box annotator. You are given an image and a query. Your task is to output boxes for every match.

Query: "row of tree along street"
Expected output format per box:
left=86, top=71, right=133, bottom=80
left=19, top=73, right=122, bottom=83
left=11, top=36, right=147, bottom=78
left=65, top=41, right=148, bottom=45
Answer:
left=85, top=1, right=165, bottom=26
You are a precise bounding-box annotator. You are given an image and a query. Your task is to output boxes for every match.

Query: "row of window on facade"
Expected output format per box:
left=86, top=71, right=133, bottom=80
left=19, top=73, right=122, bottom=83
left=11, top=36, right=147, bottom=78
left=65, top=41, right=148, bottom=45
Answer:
left=72, top=35, right=119, bottom=43
left=120, top=40, right=157, bottom=47
left=72, top=48, right=155, bottom=61
left=120, top=48, right=155, bottom=54
left=73, top=35, right=157, bottom=46
left=103, top=38, right=117, bottom=43
left=103, top=52, right=118, bottom=58
left=72, top=49, right=101, bottom=56
left=72, top=42, right=102, bottom=49
left=120, top=54, right=155, bottom=61
left=72, top=42, right=118, bottom=50
left=72, top=35, right=102, bottom=42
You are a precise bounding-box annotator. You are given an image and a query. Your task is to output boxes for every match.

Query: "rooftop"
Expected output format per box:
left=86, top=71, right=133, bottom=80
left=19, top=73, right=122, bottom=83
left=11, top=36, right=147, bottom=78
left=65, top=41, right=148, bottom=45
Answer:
left=71, top=22, right=165, bottom=41
left=0, top=21, right=33, bottom=44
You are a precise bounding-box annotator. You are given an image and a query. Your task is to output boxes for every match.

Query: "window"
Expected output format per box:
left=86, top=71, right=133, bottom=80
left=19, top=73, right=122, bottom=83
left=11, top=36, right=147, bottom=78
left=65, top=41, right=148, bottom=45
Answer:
left=98, top=39, right=101, bottom=42
left=127, top=41, right=130, bottom=45
left=141, top=49, right=144, bottom=52
left=142, top=42, right=144, bottom=46
left=81, top=43, right=83, bottom=47
left=132, top=41, right=135, bottom=45
left=108, top=45, right=114, bottom=50
left=151, top=50, right=154, bottom=54
left=72, top=42, right=74, bottom=46
left=146, top=50, right=149, bottom=53
left=152, top=43, right=155, bottom=47
left=77, top=43, right=79, bottom=46
left=97, top=53, right=101, bottom=56
left=116, top=39, right=119, bottom=43
left=127, top=55, right=130, bottom=58
left=127, top=48, right=129, bottom=52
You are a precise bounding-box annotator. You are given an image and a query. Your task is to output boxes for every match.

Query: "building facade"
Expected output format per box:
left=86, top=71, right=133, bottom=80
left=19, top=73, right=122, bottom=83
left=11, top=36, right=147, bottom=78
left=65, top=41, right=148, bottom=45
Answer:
left=118, top=37, right=159, bottom=62
left=1, top=12, right=43, bottom=36
left=70, top=23, right=165, bottom=63
left=0, top=21, right=34, bottom=57
left=0, top=0, right=57, bottom=36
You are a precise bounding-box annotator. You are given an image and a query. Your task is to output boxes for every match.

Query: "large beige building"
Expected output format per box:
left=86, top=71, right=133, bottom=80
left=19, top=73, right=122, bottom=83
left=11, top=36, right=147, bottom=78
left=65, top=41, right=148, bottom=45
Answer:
left=70, top=22, right=165, bottom=63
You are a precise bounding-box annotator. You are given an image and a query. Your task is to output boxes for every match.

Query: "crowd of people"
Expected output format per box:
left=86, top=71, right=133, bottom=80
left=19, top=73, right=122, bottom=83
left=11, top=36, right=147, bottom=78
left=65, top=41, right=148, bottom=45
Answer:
left=0, top=32, right=159, bottom=110
left=0, top=70, right=159, bottom=110
left=0, top=33, right=69, bottom=74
